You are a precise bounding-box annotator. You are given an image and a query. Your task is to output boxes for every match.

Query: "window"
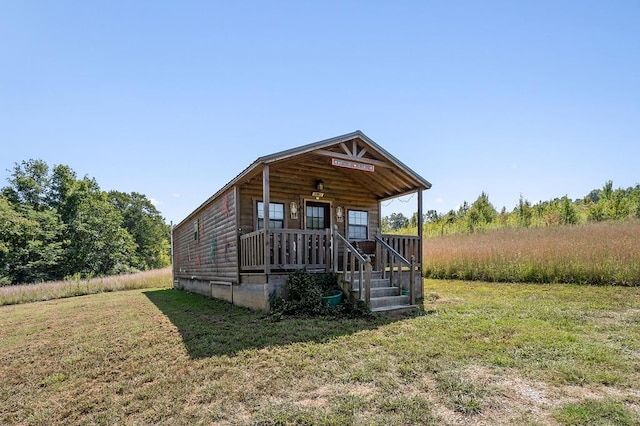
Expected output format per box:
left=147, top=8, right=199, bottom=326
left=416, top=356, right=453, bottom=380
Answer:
left=257, top=202, right=284, bottom=229
left=348, top=210, right=368, bottom=240
left=193, top=219, right=199, bottom=241
left=306, top=201, right=330, bottom=230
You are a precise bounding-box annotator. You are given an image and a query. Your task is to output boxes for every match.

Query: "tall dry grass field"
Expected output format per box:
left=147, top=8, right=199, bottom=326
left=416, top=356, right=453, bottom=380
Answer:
left=424, top=221, right=640, bottom=285
left=0, top=268, right=172, bottom=306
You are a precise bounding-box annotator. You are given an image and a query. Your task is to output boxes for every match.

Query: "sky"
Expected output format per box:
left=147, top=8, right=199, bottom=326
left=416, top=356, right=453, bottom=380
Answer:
left=1, top=1, right=639, bottom=224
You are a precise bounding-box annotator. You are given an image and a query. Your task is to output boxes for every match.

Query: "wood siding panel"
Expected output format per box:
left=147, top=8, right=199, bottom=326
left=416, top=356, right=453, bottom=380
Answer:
left=173, top=188, right=238, bottom=282
left=238, top=156, right=380, bottom=239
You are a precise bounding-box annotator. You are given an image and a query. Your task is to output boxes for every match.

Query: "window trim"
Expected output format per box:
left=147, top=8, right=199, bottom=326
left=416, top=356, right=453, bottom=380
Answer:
left=347, top=209, right=369, bottom=240
left=256, top=201, right=285, bottom=230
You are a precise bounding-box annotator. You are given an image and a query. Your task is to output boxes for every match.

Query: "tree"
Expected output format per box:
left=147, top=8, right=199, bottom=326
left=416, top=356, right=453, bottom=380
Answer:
left=425, top=210, right=440, bottom=223
left=517, top=195, right=532, bottom=227
left=466, top=192, right=497, bottom=232
left=386, top=212, right=409, bottom=230
left=585, top=181, right=639, bottom=221
left=60, top=178, right=137, bottom=276
left=2, top=159, right=51, bottom=211
left=0, top=195, right=64, bottom=284
left=108, top=191, right=170, bottom=270
left=409, top=212, right=418, bottom=228
left=458, top=201, right=470, bottom=216
left=559, top=196, right=578, bottom=225
left=1, top=159, right=169, bottom=282
left=48, top=164, right=79, bottom=216
left=440, top=210, right=457, bottom=236
left=588, top=200, right=606, bottom=222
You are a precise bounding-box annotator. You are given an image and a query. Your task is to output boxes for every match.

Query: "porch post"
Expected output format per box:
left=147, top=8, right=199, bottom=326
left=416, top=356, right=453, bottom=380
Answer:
left=409, top=255, right=416, bottom=305
left=364, top=257, right=372, bottom=305
left=263, top=165, right=271, bottom=275
left=170, top=221, right=175, bottom=286
left=333, top=225, right=339, bottom=275
left=417, top=189, right=424, bottom=295
left=325, top=228, right=331, bottom=272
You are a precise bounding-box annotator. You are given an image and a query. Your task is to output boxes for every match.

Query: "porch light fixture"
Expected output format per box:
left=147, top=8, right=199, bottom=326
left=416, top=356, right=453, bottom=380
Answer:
left=312, top=179, right=325, bottom=199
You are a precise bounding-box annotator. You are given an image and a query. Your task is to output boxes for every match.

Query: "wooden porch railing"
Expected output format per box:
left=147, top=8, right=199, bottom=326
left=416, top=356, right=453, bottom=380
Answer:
left=375, top=234, right=418, bottom=305
left=240, top=229, right=331, bottom=272
left=377, top=234, right=420, bottom=269
left=333, top=226, right=372, bottom=305
left=238, top=229, right=419, bottom=306
left=272, top=228, right=331, bottom=271
left=239, top=230, right=266, bottom=270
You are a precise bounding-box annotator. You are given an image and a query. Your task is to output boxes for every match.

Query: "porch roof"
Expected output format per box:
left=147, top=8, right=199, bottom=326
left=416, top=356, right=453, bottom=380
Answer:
left=179, top=130, right=431, bottom=227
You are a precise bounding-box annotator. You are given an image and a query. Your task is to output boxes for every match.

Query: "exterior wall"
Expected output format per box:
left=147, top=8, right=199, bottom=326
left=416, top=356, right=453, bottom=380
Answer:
left=266, top=274, right=288, bottom=301
left=173, top=187, right=239, bottom=284
left=174, top=278, right=212, bottom=298
left=173, top=273, right=301, bottom=312
left=232, top=281, right=269, bottom=310
left=173, top=277, right=267, bottom=310
left=237, top=159, right=380, bottom=239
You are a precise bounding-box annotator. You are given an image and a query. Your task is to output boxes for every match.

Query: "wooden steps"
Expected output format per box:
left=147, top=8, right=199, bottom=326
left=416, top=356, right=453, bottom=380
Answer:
left=371, top=304, right=419, bottom=317
left=347, top=271, right=416, bottom=315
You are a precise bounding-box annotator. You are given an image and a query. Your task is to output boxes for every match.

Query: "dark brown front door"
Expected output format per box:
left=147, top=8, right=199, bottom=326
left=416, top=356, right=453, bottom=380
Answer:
left=305, top=201, right=330, bottom=230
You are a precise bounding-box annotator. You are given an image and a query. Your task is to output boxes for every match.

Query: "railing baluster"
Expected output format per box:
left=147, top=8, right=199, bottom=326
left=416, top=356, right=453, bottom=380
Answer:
left=410, top=255, right=416, bottom=305
left=390, top=254, right=395, bottom=287
left=358, top=260, right=364, bottom=301
left=364, top=257, right=371, bottom=304
left=333, top=225, right=370, bottom=305
left=325, top=229, right=331, bottom=272
left=375, top=234, right=418, bottom=304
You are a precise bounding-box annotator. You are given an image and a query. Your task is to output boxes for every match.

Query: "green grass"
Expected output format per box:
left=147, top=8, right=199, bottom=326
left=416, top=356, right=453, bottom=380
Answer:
left=1, top=279, right=639, bottom=424
left=553, top=399, right=640, bottom=425
left=424, top=221, right=640, bottom=285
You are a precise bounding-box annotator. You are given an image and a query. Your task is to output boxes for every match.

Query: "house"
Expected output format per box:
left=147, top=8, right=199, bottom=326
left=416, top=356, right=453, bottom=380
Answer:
left=171, top=131, right=432, bottom=312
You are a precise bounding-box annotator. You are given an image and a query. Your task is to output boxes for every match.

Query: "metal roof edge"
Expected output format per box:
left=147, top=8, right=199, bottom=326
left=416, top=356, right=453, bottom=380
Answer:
left=257, top=130, right=365, bottom=163
left=174, top=130, right=431, bottom=229
left=355, top=132, right=432, bottom=190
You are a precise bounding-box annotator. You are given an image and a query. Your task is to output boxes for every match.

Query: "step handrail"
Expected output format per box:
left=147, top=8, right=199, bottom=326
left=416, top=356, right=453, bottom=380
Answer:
left=334, top=230, right=367, bottom=264
left=374, top=235, right=412, bottom=268
left=374, top=234, right=416, bottom=304
left=333, top=226, right=371, bottom=304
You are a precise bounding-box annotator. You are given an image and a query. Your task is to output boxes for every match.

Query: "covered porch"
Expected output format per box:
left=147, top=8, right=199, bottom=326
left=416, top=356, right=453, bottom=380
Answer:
left=239, top=226, right=423, bottom=308
left=236, top=132, right=430, bottom=311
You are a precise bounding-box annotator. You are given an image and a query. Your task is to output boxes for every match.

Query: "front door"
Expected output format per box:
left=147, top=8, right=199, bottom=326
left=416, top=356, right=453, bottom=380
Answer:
left=305, top=201, right=331, bottom=230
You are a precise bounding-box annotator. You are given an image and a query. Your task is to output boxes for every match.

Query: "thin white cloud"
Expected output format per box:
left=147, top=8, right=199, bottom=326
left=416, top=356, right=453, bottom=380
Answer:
left=171, top=193, right=181, bottom=198
left=150, top=197, right=164, bottom=206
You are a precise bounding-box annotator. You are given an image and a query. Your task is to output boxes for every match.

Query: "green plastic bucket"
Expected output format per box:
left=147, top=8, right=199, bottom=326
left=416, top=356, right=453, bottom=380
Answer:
left=322, top=290, right=343, bottom=306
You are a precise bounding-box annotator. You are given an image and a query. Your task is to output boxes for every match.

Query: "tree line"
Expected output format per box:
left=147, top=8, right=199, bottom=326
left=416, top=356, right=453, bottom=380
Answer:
left=0, top=159, right=171, bottom=285
left=383, top=180, right=640, bottom=236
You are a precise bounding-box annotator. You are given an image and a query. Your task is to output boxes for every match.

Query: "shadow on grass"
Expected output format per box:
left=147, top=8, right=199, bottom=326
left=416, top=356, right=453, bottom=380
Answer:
left=144, top=288, right=399, bottom=359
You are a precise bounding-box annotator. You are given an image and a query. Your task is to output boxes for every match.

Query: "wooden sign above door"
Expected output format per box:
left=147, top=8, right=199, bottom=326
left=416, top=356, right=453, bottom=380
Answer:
left=331, top=158, right=375, bottom=172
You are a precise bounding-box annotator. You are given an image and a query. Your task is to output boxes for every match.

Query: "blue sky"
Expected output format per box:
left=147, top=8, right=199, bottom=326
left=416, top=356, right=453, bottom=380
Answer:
left=2, top=1, right=639, bottom=224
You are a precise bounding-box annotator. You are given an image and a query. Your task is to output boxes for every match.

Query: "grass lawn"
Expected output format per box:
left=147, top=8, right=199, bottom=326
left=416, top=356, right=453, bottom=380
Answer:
left=1, top=280, right=639, bottom=425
